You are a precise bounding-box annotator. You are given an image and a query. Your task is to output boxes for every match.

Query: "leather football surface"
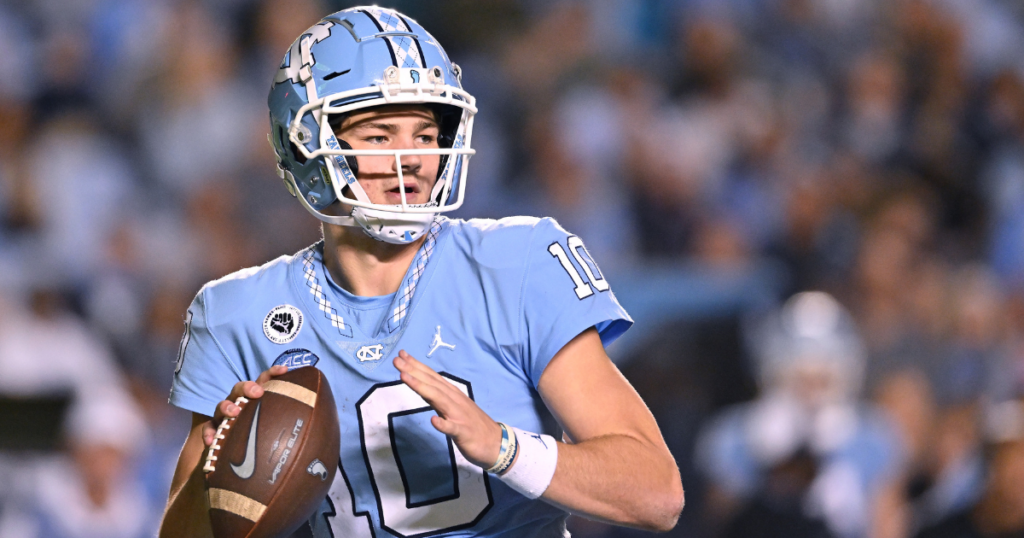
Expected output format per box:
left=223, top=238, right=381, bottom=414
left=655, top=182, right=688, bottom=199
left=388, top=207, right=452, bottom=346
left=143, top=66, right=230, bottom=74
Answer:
left=205, top=367, right=340, bottom=538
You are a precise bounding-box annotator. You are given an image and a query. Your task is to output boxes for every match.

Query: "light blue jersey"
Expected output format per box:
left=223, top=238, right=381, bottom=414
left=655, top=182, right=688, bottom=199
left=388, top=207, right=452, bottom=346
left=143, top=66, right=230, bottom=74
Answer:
left=169, top=216, right=632, bottom=538
left=697, top=401, right=904, bottom=538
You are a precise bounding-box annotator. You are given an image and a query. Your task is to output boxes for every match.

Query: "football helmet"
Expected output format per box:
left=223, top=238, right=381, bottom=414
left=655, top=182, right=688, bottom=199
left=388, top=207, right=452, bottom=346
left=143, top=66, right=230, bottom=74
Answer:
left=268, top=7, right=477, bottom=244
left=749, top=291, right=866, bottom=406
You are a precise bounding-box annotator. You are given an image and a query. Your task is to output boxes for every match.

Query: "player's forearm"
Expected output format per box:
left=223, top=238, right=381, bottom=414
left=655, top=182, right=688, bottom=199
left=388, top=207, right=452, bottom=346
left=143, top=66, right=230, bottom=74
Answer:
left=540, top=433, right=684, bottom=532
left=160, top=460, right=215, bottom=538
left=160, top=418, right=215, bottom=538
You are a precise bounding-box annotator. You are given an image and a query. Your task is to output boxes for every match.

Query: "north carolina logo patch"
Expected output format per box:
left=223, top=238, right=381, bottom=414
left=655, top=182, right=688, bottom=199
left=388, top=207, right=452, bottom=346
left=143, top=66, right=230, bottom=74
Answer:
left=263, top=305, right=303, bottom=344
left=356, top=344, right=384, bottom=363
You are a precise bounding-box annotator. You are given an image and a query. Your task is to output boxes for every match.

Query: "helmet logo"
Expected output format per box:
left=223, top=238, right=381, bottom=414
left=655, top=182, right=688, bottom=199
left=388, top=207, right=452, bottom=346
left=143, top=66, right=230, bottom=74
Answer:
left=410, top=70, right=420, bottom=84
left=275, top=21, right=335, bottom=85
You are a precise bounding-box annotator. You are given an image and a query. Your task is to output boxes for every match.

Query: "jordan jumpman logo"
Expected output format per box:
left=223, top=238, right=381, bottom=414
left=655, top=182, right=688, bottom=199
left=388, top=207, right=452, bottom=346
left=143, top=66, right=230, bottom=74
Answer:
left=427, top=326, right=456, bottom=357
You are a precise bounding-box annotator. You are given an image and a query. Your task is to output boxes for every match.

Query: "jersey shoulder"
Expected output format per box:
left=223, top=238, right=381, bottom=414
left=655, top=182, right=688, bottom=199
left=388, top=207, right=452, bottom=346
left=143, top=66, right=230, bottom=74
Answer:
left=444, top=216, right=571, bottom=265
left=196, top=249, right=306, bottom=327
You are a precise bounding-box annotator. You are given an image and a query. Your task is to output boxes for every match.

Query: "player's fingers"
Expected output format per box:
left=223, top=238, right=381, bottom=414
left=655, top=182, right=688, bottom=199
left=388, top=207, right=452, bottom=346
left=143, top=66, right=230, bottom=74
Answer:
left=227, top=380, right=262, bottom=401
left=399, top=363, right=465, bottom=405
left=244, top=381, right=265, bottom=399
left=227, top=381, right=246, bottom=400
left=394, top=354, right=448, bottom=389
left=399, top=368, right=449, bottom=403
left=398, top=351, right=448, bottom=382
left=256, top=365, right=288, bottom=385
left=202, top=421, right=218, bottom=447
left=430, top=415, right=458, bottom=436
left=396, top=352, right=465, bottom=398
left=212, top=399, right=242, bottom=423
left=400, top=370, right=459, bottom=416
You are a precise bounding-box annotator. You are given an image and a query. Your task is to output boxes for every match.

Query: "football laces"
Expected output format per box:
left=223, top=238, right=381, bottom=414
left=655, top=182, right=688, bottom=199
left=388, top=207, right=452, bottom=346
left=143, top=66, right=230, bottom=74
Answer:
left=202, top=396, right=249, bottom=473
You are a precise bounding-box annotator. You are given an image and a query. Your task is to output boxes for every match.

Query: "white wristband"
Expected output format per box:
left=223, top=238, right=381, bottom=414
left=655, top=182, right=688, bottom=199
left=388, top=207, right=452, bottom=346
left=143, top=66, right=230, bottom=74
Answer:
left=498, top=427, right=558, bottom=499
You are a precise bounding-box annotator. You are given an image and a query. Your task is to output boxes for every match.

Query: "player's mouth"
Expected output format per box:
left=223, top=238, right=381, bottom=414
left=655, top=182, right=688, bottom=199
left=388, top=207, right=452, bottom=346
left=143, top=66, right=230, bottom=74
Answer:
left=384, top=183, right=422, bottom=203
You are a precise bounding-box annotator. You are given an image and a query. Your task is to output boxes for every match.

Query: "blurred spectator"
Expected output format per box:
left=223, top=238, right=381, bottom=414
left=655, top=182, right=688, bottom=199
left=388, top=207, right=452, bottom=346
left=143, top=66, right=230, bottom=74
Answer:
left=24, top=113, right=137, bottom=288
left=913, top=398, right=1024, bottom=538
left=0, top=287, right=151, bottom=538
left=138, top=3, right=259, bottom=197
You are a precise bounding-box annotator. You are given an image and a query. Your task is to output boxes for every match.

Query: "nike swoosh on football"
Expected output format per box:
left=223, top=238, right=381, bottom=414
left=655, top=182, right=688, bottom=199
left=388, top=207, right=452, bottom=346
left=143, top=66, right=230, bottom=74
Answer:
left=230, top=402, right=261, bottom=479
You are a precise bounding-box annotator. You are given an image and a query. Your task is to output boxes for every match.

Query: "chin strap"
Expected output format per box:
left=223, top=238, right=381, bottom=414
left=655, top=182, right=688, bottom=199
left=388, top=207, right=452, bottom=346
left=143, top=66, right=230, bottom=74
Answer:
left=351, top=207, right=436, bottom=244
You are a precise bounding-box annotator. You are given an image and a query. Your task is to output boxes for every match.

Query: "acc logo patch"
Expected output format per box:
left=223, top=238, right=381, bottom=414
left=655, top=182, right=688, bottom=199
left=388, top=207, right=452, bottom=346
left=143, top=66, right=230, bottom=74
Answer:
left=273, top=349, right=320, bottom=370
left=263, top=305, right=303, bottom=344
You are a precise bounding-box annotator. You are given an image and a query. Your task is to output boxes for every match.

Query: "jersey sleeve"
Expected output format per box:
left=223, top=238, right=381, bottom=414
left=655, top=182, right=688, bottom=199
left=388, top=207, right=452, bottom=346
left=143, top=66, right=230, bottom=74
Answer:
left=168, top=287, right=247, bottom=416
left=518, top=218, right=633, bottom=387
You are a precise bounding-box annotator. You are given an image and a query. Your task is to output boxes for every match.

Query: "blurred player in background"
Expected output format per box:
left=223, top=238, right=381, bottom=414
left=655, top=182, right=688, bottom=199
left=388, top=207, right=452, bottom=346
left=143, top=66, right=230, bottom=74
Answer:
left=159, top=6, right=682, bottom=538
left=697, top=292, right=904, bottom=538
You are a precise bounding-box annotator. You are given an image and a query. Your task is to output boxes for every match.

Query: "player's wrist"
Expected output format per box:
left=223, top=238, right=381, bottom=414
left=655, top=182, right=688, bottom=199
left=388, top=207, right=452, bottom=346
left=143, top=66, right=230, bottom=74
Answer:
left=492, top=425, right=558, bottom=499
left=485, top=422, right=518, bottom=474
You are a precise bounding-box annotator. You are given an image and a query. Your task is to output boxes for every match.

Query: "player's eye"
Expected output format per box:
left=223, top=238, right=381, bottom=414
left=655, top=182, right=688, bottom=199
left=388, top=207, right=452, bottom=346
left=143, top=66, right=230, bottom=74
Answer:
left=364, top=135, right=388, bottom=145
left=417, top=134, right=436, bottom=145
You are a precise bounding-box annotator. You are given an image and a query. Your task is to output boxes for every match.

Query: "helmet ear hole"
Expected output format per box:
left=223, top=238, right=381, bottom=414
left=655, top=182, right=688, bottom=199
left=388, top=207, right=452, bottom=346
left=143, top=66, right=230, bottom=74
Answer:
left=281, top=126, right=308, bottom=165
left=289, top=141, right=308, bottom=164
left=428, top=104, right=460, bottom=149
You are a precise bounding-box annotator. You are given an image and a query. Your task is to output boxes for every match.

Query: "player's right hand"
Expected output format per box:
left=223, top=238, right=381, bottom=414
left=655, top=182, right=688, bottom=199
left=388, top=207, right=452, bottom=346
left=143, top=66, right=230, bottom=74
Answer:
left=201, top=365, right=289, bottom=448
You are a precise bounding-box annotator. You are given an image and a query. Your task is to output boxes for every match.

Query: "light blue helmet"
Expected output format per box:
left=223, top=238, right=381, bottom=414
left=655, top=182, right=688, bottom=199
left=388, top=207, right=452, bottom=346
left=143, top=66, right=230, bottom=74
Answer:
left=750, top=291, right=866, bottom=404
left=268, top=7, right=477, bottom=244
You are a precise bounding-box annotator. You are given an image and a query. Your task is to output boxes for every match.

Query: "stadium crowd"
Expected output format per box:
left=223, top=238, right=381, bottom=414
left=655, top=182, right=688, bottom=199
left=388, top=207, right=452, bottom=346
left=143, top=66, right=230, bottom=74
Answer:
left=0, top=0, right=1023, bottom=537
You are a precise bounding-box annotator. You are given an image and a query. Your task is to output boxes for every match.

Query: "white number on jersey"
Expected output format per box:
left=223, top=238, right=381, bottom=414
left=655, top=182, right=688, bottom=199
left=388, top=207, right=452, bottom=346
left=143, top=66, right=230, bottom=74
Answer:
left=175, top=310, right=193, bottom=374
left=548, top=236, right=609, bottom=299
left=325, top=375, right=493, bottom=537
left=321, top=459, right=374, bottom=538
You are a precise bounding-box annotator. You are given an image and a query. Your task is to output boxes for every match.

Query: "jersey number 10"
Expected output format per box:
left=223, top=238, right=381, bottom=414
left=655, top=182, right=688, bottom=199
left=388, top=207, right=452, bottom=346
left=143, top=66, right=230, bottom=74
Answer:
left=548, top=236, right=609, bottom=299
left=321, top=375, right=492, bottom=537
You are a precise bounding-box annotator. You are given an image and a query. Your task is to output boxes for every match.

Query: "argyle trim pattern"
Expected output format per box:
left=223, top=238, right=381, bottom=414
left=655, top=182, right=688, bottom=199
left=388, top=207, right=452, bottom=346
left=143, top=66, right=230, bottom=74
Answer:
left=366, top=8, right=423, bottom=68
left=302, top=247, right=353, bottom=337
left=387, top=219, right=443, bottom=333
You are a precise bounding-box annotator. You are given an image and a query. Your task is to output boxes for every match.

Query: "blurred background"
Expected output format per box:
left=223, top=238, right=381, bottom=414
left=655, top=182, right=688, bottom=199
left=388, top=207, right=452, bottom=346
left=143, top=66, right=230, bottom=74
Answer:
left=1, top=0, right=1024, bottom=537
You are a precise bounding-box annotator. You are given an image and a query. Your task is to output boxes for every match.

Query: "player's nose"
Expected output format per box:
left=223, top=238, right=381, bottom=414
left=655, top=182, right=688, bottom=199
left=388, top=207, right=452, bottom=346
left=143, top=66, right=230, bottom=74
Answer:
left=395, top=148, right=422, bottom=176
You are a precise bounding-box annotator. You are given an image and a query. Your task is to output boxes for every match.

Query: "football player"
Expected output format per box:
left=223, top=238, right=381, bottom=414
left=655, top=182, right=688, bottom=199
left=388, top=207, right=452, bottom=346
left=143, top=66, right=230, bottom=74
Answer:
left=696, top=292, right=903, bottom=538
left=159, top=7, right=683, bottom=538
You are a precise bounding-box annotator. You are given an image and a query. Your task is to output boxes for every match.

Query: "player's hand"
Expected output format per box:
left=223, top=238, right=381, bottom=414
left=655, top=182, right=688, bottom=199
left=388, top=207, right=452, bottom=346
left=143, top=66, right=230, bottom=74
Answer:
left=394, top=350, right=504, bottom=469
left=201, top=365, right=289, bottom=448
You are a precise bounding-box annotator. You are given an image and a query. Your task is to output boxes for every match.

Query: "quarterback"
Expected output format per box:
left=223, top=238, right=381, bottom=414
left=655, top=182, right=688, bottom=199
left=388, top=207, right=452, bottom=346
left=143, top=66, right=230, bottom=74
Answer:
left=160, top=7, right=683, bottom=537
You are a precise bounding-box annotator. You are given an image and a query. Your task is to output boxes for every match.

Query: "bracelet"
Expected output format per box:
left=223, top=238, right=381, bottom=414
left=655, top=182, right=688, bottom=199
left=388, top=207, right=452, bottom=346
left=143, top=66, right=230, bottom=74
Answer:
left=495, top=428, right=518, bottom=475
left=498, top=426, right=558, bottom=499
left=485, top=422, right=518, bottom=474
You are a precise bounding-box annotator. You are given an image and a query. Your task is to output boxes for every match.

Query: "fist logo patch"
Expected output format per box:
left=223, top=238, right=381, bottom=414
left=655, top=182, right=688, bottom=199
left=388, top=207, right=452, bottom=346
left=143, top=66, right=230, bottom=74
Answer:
left=263, top=305, right=304, bottom=344
left=270, top=312, right=294, bottom=335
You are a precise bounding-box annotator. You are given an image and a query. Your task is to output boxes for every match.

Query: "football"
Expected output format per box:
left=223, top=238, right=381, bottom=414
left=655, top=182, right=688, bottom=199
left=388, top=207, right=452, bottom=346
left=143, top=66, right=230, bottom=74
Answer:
left=203, top=366, right=340, bottom=538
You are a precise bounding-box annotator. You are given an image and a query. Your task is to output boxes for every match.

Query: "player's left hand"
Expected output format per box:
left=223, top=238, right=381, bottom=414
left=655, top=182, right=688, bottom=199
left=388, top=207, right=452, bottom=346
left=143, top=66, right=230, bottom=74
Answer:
left=394, top=350, right=503, bottom=470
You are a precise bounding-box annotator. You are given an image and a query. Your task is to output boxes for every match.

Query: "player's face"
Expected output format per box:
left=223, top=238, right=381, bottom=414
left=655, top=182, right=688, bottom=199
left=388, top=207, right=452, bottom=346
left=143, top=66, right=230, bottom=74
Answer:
left=336, top=105, right=441, bottom=206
